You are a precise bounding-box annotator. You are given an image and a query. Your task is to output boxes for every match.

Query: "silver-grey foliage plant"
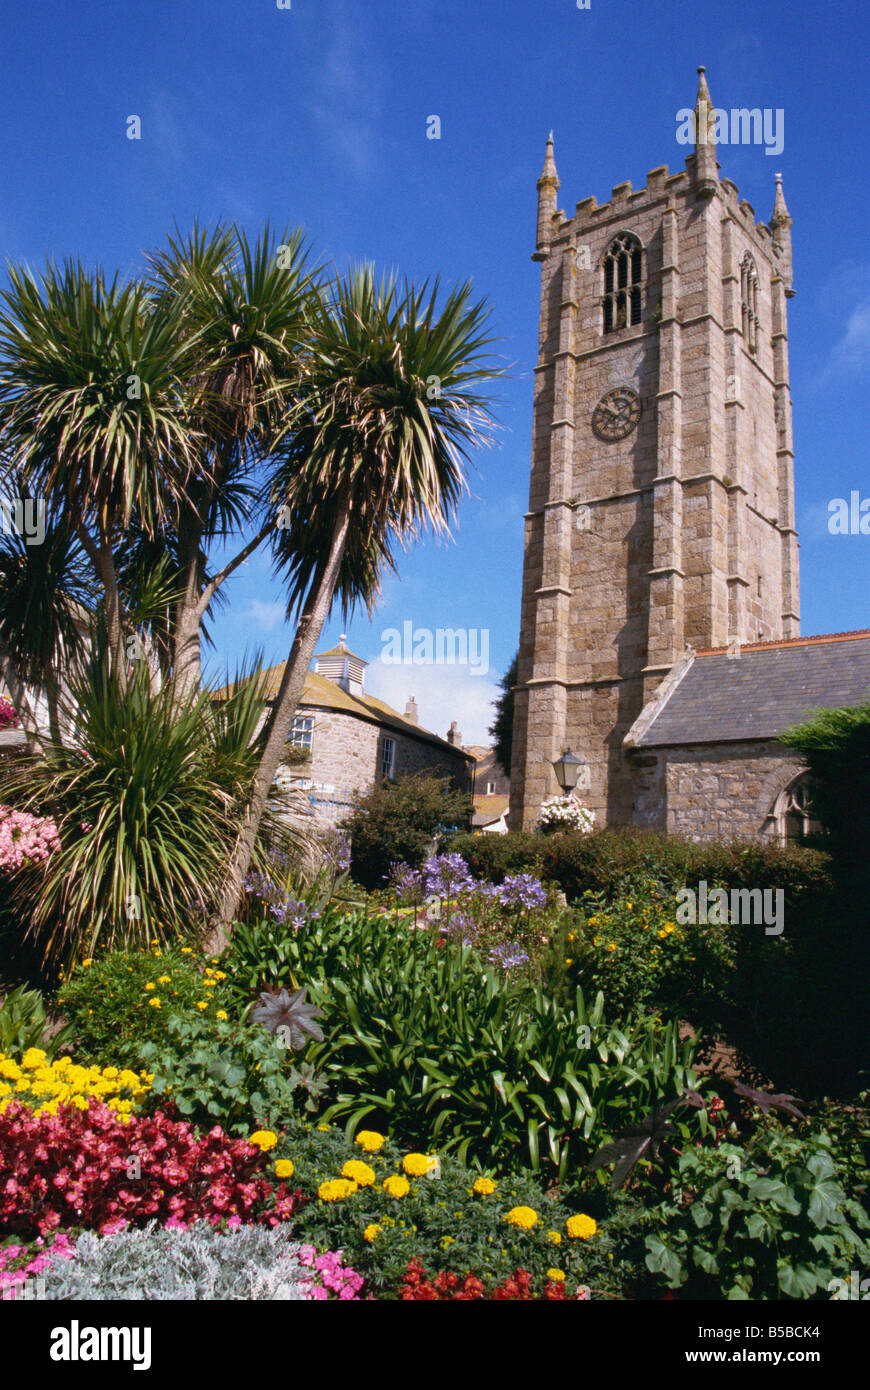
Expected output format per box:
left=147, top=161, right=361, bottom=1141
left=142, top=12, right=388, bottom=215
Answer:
left=40, top=1221, right=314, bottom=1300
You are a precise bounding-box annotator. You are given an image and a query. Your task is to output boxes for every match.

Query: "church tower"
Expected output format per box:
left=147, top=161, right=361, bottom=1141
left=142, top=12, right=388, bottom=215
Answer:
left=510, top=68, right=800, bottom=831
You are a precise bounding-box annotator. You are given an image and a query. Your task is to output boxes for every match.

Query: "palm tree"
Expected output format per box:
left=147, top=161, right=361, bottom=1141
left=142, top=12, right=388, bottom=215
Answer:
left=0, top=261, right=202, bottom=677
left=0, top=483, right=95, bottom=747
left=143, top=223, right=318, bottom=702
left=207, top=265, right=502, bottom=947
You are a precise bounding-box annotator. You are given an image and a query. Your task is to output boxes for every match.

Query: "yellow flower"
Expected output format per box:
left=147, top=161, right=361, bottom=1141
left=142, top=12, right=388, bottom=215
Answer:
left=505, top=1206, right=538, bottom=1230
left=274, top=1159, right=295, bottom=1179
left=144, top=982, right=155, bottom=991
left=80, top=958, right=93, bottom=967
left=248, top=1130, right=279, bottom=1152
left=342, top=1160, right=376, bottom=1187
left=318, top=1178, right=358, bottom=1202
left=441, top=1235, right=455, bottom=1249
left=157, top=975, right=171, bottom=984
left=195, top=1001, right=208, bottom=1011
left=402, top=1153, right=432, bottom=1178
left=606, top=942, right=617, bottom=952
left=566, top=1213, right=597, bottom=1240
left=147, top=997, right=161, bottom=1009
left=214, top=971, right=227, bottom=980
left=546, top=1269, right=566, bottom=1282
left=180, top=947, right=193, bottom=953
left=215, top=1010, right=228, bottom=1021
left=473, top=1177, right=496, bottom=1196
left=355, top=1130, right=385, bottom=1152
left=363, top=1224, right=382, bottom=1243
left=565, top=958, right=573, bottom=967
left=382, top=1175, right=410, bottom=1198
left=567, top=932, right=575, bottom=942
left=546, top=1230, right=562, bottom=1244
left=317, top=1124, right=330, bottom=1133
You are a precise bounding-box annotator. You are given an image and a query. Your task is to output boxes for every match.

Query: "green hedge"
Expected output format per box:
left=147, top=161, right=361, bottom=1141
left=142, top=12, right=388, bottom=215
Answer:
left=449, top=828, right=832, bottom=903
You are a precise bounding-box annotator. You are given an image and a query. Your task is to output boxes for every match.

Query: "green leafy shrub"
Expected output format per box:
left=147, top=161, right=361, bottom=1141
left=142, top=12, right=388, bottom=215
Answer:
left=58, top=946, right=234, bottom=1066
left=567, top=882, right=733, bottom=1024
left=0, top=984, right=73, bottom=1058
left=138, top=1012, right=323, bottom=1135
left=779, top=702, right=870, bottom=863
left=341, top=771, right=472, bottom=890
left=272, top=1119, right=648, bottom=1298
left=448, top=831, right=543, bottom=883
left=536, top=829, right=832, bottom=905
left=284, top=915, right=700, bottom=1180
left=644, top=1124, right=870, bottom=1299
left=40, top=1221, right=313, bottom=1301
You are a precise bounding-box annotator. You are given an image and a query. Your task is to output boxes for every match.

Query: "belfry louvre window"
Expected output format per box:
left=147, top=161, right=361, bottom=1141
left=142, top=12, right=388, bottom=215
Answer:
left=741, top=253, right=759, bottom=353
left=603, top=233, right=643, bottom=332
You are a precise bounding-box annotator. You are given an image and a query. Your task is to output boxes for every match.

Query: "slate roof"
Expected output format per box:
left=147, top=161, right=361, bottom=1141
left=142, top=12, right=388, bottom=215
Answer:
left=211, top=666, right=473, bottom=762
left=630, top=629, right=870, bottom=748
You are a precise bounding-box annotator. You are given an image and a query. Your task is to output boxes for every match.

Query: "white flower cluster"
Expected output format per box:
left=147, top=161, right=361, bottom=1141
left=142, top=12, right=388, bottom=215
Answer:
left=535, top=794, right=596, bottom=836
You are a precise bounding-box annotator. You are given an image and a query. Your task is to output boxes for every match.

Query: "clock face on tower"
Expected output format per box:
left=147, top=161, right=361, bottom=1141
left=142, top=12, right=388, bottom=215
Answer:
left=591, top=386, right=642, bottom=441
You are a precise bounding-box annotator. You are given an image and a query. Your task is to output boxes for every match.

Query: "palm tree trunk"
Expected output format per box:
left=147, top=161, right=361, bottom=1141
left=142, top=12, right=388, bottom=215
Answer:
left=206, top=492, right=352, bottom=952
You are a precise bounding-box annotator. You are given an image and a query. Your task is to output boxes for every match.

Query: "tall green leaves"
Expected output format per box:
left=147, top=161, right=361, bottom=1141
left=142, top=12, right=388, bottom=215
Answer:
left=4, top=651, right=314, bottom=966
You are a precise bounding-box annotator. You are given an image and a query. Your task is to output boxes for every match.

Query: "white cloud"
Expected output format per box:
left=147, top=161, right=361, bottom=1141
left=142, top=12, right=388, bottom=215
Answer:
left=366, top=659, right=499, bottom=747
left=242, top=599, right=286, bottom=630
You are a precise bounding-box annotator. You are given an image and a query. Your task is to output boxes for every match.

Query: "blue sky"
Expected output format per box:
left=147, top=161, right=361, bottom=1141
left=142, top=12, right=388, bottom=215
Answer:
left=3, top=0, right=869, bottom=741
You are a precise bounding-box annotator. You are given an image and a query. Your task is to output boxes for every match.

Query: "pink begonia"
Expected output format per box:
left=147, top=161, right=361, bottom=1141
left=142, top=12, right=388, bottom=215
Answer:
left=0, top=804, right=60, bottom=872
left=0, top=699, right=19, bottom=731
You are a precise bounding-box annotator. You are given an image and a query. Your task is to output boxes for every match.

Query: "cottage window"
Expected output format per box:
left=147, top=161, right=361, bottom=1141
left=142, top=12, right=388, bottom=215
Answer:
left=379, top=736, right=396, bottom=781
left=603, top=233, right=644, bottom=333
left=288, top=715, right=314, bottom=751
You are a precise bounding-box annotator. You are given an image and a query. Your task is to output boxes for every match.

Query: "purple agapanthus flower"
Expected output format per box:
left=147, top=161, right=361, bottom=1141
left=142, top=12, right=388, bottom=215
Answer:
left=488, top=942, right=531, bottom=970
left=498, top=873, right=547, bottom=911
left=424, top=853, right=476, bottom=900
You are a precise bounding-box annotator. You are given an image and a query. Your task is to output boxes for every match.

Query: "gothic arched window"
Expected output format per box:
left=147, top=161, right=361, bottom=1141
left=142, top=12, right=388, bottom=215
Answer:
left=603, top=233, right=644, bottom=333
left=768, top=773, right=819, bottom=845
left=740, top=253, right=759, bottom=354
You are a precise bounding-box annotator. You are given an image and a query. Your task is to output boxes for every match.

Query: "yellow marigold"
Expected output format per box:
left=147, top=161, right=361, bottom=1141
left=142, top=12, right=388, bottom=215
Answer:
left=546, top=1230, right=562, bottom=1244
left=565, top=958, right=574, bottom=966
left=402, top=1153, right=432, bottom=1178
left=194, top=1001, right=208, bottom=1011
left=215, top=1010, right=228, bottom=1021
left=606, top=942, right=617, bottom=952
left=157, top=975, right=171, bottom=984
left=342, top=1160, right=376, bottom=1187
left=80, top=958, right=93, bottom=967
left=318, top=1178, right=358, bottom=1202
left=505, top=1206, right=538, bottom=1230
left=355, top=1130, right=385, bottom=1152
left=144, top=982, right=156, bottom=991
left=566, top=1213, right=597, bottom=1240
left=274, top=1159, right=295, bottom=1179
left=363, top=1224, right=382, bottom=1243
left=21, top=1048, right=47, bottom=1068
left=473, top=1177, right=497, bottom=1196
left=317, top=1124, right=330, bottom=1133
left=147, top=998, right=161, bottom=1009
left=382, top=1175, right=410, bottom=1199
left=213, top=971, right=227, bottom=980
left=547, top=1269, right=566, bottom=1282
left=248, top=1130, right=279, bottom=1152
left=180, top=947, right=193, bottom=954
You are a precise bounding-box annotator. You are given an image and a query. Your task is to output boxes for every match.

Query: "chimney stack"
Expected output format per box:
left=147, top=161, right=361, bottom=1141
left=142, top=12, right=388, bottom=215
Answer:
left=447, top=720, right=462, bottom=747
left=404, top=696, right=419, bottom=725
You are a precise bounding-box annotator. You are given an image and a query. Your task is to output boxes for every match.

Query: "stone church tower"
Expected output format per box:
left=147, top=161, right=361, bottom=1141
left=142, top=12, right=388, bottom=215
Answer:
left=510, top=68, right=800, bottom=831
